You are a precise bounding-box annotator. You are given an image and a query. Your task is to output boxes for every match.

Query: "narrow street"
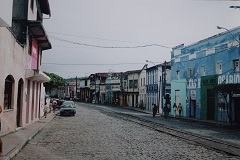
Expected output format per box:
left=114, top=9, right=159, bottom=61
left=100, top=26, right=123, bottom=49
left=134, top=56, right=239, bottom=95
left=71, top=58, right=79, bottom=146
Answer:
left=13, top=103, right=239, bottom=160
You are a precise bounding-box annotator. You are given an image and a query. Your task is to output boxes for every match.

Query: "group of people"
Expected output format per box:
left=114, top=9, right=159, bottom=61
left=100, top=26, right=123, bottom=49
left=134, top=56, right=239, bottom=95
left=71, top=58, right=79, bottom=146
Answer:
left=43, top=100, right=57, bottom=118
left=152, top=102, right=183, bottom=118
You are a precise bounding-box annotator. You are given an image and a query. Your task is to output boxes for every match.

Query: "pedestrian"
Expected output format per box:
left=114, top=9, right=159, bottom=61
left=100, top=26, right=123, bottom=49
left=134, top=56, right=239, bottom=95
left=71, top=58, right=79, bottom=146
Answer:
left=173, top=103, right=177, bottom=117
left=178, top=103, right=182, bottom=117
left=53, top=102, right=57, bottom=113
left=152, top=103, right=157, bottom=118
left=163, top=103, right=168, bottom=119
left=139, top=100, right=144, bottom=110
left=43, top=103, right=48, bottom=118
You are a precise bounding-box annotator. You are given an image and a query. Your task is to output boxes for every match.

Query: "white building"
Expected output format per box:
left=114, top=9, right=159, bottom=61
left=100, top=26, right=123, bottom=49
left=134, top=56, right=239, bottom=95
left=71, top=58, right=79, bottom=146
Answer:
left=138, top=64, right=147, bottom=107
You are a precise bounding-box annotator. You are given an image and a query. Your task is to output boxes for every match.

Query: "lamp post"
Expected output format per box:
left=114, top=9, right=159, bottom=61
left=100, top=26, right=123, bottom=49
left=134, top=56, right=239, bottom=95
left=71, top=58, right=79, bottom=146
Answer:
left=217, top=26, right=240, bottom=44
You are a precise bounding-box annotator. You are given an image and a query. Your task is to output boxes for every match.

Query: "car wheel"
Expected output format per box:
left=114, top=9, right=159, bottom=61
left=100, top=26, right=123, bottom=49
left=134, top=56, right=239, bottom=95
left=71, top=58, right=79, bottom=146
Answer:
left=73, top=114, right=75, bottom=116
left=60, top=113, right=63, bottom=116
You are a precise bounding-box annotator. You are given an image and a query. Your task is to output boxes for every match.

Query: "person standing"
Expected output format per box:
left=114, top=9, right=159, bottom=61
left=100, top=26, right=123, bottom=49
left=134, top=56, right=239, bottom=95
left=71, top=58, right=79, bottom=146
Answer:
left=178, top=103, right=182, bottom=117
left=152, top=103, right=157, bottom=118
left=163, top=103, right=169, bottom=119
left=139, top=100, right=144, bottom=110
left=53, top=102, right=57, bottom=113
left=43, top=103, right=48, bottom=118
left=173, top=103, right=177, bottom=117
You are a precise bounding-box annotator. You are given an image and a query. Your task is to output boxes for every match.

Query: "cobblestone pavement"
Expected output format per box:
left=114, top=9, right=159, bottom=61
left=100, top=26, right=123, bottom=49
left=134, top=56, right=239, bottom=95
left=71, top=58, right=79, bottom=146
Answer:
left=13, top=103, right=239, bottom=160
left=91, top=103, right=240, bottom=146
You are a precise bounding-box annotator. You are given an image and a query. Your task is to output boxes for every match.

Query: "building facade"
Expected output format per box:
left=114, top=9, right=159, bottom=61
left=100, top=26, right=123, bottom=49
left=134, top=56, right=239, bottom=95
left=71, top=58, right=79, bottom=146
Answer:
left=138, top=65, right=147, bottom=108
left=123, top=70, right=141, bottom=107
left=146, top=62, right=171, bottom=113
left=0, top=0, right=51, bottom=136
left=171, top=26, right=240, bottom=123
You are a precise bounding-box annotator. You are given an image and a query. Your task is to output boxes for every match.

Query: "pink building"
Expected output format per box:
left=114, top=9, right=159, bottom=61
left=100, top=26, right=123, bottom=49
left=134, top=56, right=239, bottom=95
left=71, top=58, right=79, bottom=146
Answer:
left=0, top=0, right=51, bottom=136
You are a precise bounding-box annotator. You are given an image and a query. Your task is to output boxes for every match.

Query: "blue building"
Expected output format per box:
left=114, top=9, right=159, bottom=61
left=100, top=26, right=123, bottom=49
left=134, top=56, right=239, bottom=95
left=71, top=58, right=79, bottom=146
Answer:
left=171, top=26, right=240, bottom=123
left=146, top=62, right=171, bottom=113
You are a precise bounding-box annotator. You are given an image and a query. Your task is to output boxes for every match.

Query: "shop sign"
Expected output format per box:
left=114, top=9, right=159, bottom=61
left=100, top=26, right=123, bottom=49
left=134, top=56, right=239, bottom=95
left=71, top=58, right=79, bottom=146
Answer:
left=187, top=78, right=201, bottom=89
left=31, top=38, right=38, bottom=70
left=218, top=73, right=240, bottom=85
left=190, top=89, right=196, bottom=100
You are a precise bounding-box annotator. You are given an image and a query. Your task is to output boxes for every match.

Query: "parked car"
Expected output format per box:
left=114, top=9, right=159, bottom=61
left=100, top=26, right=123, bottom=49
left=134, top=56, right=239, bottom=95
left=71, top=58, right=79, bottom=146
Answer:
left=60, top=101, right=76, bottom=116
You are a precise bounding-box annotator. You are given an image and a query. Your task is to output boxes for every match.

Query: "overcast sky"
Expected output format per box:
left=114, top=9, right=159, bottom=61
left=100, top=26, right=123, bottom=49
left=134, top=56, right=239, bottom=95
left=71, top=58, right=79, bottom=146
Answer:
left=42, top=0, right=240, bottom=78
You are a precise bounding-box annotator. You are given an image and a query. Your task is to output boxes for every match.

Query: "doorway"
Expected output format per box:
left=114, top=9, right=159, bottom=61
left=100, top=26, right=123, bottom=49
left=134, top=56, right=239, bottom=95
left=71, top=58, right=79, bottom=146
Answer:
left=17, top=79, right=23, bottom=128
left=207, top=89, right=215, bottom=120
left=132, top=95, right=134, bottom=107
left=190, top=99, right=196, bottom=118
left=234, top=97, right=240, bottom=123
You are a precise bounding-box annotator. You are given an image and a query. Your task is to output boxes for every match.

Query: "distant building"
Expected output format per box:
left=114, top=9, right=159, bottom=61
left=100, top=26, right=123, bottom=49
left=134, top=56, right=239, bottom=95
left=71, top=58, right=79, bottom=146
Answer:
left=146, top=62, right=171, bottom=113
left=123, top=70, right=141, bottom=107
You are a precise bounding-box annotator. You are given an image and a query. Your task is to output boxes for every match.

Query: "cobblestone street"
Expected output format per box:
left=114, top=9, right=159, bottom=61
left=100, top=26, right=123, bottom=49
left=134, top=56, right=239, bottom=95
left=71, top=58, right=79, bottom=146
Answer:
left=13, top=103, right=239, bottom=160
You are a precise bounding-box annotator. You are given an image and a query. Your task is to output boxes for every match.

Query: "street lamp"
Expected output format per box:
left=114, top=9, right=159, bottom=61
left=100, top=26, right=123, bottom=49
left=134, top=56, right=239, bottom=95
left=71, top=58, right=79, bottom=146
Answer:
left=217, top=26, right=240, bottom=44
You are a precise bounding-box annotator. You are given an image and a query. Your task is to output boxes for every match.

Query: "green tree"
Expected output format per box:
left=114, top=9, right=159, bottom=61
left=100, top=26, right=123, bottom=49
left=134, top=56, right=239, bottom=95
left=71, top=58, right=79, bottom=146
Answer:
left=43, top=72, right=65, bottom=93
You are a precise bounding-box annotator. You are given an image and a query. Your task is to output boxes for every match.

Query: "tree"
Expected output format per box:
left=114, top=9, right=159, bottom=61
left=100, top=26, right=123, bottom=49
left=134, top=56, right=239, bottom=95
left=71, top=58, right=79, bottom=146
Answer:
left=214, top=83, right=240, bottom=126
left=43, top=72, right=65, bottom=93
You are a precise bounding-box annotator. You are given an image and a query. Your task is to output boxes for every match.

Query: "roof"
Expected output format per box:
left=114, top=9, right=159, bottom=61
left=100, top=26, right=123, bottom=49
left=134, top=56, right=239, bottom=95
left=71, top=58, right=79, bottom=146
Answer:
left=28, top=21, right=51, bottom=50
left=124, top=69, right=141, bottom=75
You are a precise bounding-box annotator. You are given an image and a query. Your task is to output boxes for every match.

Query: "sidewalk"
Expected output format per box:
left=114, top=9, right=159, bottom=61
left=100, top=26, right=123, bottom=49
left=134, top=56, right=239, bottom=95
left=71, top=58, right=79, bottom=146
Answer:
left=120, top=105, right=240, bottom=129
left=0, top=112, right=57, bottom=160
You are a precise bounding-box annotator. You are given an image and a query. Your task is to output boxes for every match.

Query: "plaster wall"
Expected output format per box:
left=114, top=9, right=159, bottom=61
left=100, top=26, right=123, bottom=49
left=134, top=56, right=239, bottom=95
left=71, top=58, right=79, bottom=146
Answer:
left=0, top=28, right=26, bottom=136
left=170, top=79, right=187, bottom=117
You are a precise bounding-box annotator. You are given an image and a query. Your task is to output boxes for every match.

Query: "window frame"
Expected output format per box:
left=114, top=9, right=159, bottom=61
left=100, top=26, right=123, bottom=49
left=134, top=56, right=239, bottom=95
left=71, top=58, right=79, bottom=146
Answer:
left=176, top=70, right=180, bottom=80
left=233, top=59, right=239, bottom=72
left=4, top=76, right=14, bottom=110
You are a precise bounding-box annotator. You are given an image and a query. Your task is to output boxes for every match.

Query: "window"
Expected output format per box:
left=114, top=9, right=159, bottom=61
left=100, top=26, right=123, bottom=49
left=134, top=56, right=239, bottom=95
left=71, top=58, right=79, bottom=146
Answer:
left=143, top=78, right=145, bottom=86
left=187, top=68, right=192, bottom=78
left=200, top=66, right=206, bottom=76
left=129, top=80, right=133, bottom=88
left=4, top=76, right=14, bottom=110
left=233, top=59, right=239, bottom=72
left=141, top=78, right=142, bottom=87
left=176, top=70, right=180, bottom=79
left=216, top=62, right=222, bottom=74
left=124, top=82, right=127, bottom=89
left=85, top=80, right=87, bottom=86
left=134, top=80, right=138, bottom=88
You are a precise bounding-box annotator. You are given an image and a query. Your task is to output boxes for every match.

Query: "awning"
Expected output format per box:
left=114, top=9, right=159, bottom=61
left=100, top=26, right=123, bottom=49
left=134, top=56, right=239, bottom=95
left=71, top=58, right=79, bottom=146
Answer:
left=28, top=21, right=52, bottom=50
left=26, top=69, right=50, bottom=83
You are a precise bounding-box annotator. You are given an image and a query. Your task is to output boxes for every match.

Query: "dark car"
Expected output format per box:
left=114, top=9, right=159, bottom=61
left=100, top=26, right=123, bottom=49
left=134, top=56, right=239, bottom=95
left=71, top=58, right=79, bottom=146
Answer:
left=60, top=101, right=76, bottom=116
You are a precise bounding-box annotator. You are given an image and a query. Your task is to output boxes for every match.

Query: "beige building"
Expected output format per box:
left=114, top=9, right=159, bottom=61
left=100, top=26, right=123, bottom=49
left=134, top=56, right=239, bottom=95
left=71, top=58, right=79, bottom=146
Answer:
left=0, top=0, right=51, bottom=136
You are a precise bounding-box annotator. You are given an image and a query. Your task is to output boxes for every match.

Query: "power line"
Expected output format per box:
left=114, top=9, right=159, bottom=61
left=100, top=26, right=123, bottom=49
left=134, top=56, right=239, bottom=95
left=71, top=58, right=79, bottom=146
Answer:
left=48, top=35, right=171, bottom=49
left=47, top=31, right=174, bottom=46
left=42, top=62, right=146, bottom=66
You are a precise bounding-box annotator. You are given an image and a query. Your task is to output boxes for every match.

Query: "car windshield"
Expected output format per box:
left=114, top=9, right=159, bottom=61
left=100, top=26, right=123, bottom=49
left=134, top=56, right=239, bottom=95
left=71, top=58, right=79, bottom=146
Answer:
left=61, top=104, right=74, bottom=108
left=62, top=101, right=74, bottom=105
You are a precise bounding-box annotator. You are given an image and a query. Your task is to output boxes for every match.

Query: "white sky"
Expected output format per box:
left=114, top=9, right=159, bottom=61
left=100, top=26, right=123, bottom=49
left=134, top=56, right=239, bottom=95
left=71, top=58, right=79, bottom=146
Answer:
left=42, top=0, right=240, bottom=78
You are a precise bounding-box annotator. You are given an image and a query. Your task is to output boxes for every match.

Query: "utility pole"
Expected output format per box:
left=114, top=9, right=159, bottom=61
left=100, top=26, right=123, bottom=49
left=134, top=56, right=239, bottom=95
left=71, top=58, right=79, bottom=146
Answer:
left=76, top=76, right=78, bottom=99
left=120, top=72, right=123, bottom=107
left=95, top=73, right=97, bottom=103
left=164, top=61, right=167, bottom=99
